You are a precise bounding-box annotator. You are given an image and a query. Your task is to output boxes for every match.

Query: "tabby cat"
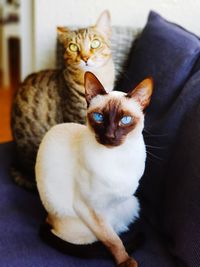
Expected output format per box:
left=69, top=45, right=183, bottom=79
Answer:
left=36, top=72, right=153, bottom=267
left=11, top=10, right=115, bottom=190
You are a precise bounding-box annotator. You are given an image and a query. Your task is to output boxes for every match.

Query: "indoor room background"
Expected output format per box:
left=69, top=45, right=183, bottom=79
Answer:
left=0, top=0, right=200, bottom=142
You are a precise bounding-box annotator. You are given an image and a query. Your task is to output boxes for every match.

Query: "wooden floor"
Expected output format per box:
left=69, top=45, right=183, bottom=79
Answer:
left=0, top=88, right=13, bottom=143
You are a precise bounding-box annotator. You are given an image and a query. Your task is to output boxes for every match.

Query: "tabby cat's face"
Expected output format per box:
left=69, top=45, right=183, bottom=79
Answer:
left=85, top=72, right=153, bottom=147
left=57, top=11, right=112, bottom=70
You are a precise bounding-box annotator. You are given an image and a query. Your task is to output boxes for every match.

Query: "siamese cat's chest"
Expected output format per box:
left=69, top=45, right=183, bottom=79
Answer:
left=77, top=136, right=146, bottom=202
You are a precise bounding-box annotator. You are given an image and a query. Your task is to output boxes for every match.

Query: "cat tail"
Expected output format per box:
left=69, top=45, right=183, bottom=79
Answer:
left=10, top=166, right=37, bottom=192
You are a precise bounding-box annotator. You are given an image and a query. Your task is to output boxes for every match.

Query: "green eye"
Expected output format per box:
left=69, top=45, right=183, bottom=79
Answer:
left=91, top=39, right=101, bottom=49
left=69, top=43, right=78, bottom=52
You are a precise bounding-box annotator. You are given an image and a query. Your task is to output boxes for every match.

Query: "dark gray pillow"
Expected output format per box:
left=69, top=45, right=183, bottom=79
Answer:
left=115, top=11, right=200, bottom=239
left=162, top=70, right=200, bottom=267
left=116, top=11, right=200, bottom=121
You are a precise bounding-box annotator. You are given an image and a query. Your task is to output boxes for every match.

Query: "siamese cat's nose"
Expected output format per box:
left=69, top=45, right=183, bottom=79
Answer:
left=105, top=131, right=115, bottom=139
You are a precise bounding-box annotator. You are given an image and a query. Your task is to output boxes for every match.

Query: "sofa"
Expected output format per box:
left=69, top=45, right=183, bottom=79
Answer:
left=1, top=11, right=200, bottom=267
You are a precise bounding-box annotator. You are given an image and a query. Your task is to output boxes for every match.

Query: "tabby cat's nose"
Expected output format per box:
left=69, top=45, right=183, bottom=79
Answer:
left=82, top=55, right=89, bottom=63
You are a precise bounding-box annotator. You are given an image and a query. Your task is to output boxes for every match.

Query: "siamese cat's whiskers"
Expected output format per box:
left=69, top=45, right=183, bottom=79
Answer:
left=146, top=150, right=164, bottom=162
left=145, top=144, right=166, bottom=150
left=145, top=135, right=168, bottom=138
left=144, top=128, right=167, bottom=163
left=146, top=155, right=159, bottom=165
left=143, top=128, right=168, bottom=137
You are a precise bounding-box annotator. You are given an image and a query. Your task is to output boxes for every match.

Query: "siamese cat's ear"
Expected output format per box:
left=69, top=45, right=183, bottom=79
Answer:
left=127, top=78, right=153, bottom=110
left=57, top=26, right=70, bottom=43
left=95, top=10, right=111, bottom=37
left=84, top=72, right=107, bottom=105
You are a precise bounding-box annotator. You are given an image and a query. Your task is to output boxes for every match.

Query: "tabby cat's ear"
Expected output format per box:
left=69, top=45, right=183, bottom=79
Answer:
left=84, top=72, right=107, bottom=105
left=57, top=27, right=70, bottom=43
left=127, top=78, right=153, bottom=110
left=95, top=10, right=111, bottom=38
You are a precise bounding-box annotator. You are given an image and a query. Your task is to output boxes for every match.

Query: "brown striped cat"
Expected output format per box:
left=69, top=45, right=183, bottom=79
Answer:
left=11, top=10, right=115, bottom=190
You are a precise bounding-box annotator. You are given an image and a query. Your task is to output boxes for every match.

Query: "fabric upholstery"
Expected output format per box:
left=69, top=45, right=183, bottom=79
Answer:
left=115, top=10, right=200, bottom=267
left=1, top=10, right=200, bottom=267
left=162, top=70, right=200, bottom=267
left=0, top=142, right=176, bottom=267
left=115, top=10, right=200, bottom=224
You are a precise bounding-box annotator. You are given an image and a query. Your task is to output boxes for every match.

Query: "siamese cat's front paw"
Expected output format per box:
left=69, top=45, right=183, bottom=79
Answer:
left=118, top=257, right=138, bottom=267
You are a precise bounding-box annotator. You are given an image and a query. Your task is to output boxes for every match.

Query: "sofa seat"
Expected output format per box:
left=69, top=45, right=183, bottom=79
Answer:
left=0, top=142, right=176, bottom=267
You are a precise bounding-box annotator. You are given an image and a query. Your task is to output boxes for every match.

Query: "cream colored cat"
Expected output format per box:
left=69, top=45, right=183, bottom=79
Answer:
left=35, top=72, right=153, bottom=267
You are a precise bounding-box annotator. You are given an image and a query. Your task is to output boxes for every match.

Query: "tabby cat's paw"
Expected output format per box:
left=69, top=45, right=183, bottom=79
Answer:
left=118, top=257, right=138, bottom=267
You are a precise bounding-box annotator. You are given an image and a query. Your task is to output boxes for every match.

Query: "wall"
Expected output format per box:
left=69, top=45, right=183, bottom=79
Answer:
left=0, top=5, right=3, bottom=71
left=0, top=2, right=20, bottom=87
left=20, top=0, right=34, bottom=82
left=23, top=0, right=200, bottom=79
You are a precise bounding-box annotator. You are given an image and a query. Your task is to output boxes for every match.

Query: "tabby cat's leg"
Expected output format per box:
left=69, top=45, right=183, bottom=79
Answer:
left=74, top=198, right=138, bottom=267
left=10, top=166, right=36, bottom=191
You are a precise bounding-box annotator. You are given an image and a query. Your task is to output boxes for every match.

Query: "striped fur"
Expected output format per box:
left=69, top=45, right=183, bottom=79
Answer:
left=11, top=11, right=115, bottom=190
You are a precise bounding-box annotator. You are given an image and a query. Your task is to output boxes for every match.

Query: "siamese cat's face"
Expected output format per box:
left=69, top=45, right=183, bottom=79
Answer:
left=85, top=72, right=153, bottom=147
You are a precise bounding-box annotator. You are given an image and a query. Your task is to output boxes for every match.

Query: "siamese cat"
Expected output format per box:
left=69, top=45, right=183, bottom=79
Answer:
left=35, top=72, right=153, bottom=267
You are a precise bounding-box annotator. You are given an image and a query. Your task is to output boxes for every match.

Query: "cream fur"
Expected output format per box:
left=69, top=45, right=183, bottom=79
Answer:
left=35, top=92, right=146, bottom=245
left=83, top=57, right=115, bottom=92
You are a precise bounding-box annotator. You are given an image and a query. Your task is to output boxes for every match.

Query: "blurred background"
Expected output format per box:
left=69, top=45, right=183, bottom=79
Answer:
left=0, top=0, right=200, bottom=143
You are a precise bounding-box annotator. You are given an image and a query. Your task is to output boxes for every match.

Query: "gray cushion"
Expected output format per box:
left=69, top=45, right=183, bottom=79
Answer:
left=115, top=11, right=200, bottom=267
left=0, top=142, right=176, bottom=267
left=56, top=26, right=140, bottom=80
left=162, top=70, right=200, bottom=267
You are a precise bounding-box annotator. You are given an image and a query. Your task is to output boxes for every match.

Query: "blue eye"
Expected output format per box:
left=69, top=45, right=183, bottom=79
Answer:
left=120, top=116, right=132, bottom=125
left=93, top=112, right=103, bottom=122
